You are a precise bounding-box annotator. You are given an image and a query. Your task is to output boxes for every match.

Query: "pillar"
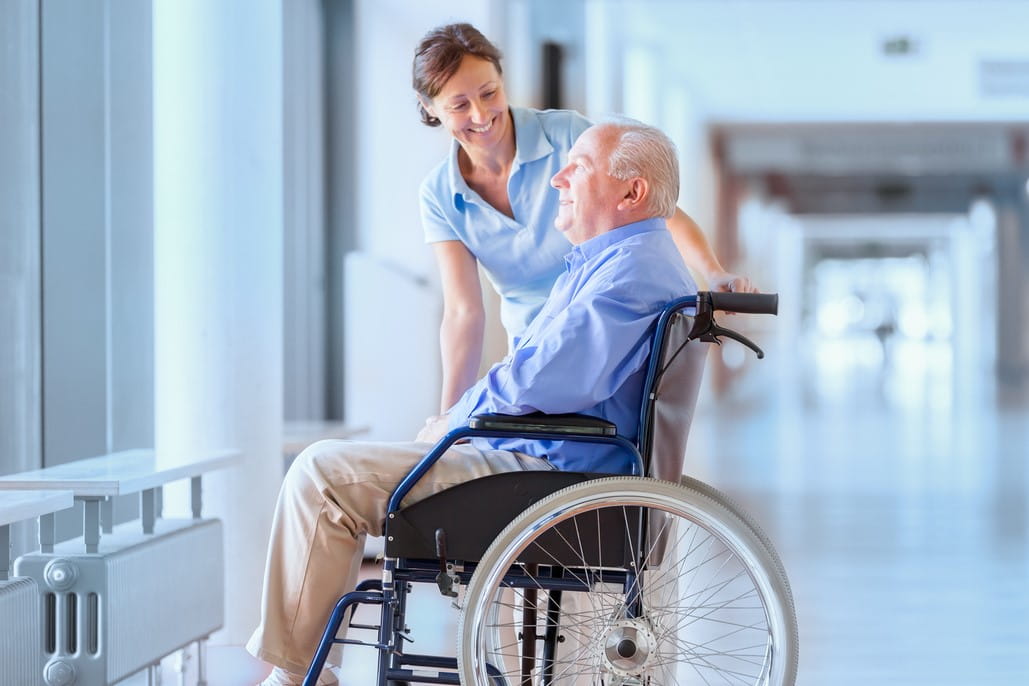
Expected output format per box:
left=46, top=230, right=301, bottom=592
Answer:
left=153, top=0, right=284, bottom=643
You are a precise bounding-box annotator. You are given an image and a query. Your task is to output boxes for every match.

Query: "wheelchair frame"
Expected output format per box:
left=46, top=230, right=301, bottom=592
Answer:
left=302, top=291, right=794, bottom=686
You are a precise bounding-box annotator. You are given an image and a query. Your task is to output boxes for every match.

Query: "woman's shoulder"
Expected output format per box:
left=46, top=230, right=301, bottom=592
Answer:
left=519, top=107, right=592, bottom=135
left=512, top=107, right=592, bottom=156
left=419, top=154, right=453, bottom=204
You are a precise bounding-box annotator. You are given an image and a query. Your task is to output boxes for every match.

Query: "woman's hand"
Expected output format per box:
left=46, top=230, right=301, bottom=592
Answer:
left=416, top=414, right=450, bottom=444
left=707, top=270, right=757, bottom=294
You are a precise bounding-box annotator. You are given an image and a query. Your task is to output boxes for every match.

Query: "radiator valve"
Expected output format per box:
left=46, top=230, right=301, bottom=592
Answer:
left=44, top=659, right=77, bottom=686
left=44, top=559, right=78, bottom=591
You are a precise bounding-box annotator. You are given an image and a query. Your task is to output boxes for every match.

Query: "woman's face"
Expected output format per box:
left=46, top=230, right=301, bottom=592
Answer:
left=425, top=55, right=510, bottom=152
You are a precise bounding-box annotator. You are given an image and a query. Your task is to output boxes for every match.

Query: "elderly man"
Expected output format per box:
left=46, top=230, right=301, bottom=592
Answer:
left=249, top=119, right=697, bottom=685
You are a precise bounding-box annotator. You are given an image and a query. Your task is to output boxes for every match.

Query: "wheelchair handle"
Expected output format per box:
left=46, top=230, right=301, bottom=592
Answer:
left=706, top=291, right=779, bottom=315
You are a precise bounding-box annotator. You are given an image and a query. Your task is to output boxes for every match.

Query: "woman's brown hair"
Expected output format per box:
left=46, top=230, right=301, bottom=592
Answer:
left=413, top=23, right=503, bottom=127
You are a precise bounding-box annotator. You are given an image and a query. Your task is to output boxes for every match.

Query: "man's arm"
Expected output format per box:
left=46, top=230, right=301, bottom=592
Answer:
left=446, top=290, right=656, bottom=428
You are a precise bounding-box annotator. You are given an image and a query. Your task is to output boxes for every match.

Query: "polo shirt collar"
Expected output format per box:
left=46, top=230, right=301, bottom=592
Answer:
left=446, top=141, right=472, bottom=209
left=447, top=107, right=554, bottom=209
left=565, top=218, right=667, bottom=271
left=511, top=107, right=554, bottom=168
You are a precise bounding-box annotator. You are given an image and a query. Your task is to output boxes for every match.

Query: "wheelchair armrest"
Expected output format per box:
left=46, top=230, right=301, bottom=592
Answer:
left=467, top=412, right=617, bottom=437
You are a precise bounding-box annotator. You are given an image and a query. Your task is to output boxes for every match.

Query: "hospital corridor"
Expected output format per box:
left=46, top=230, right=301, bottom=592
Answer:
left=2, top=1, right=1028, bottom=685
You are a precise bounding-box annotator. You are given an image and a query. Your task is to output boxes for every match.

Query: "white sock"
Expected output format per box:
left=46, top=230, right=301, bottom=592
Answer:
left=260, top=665, right=338, bottom=686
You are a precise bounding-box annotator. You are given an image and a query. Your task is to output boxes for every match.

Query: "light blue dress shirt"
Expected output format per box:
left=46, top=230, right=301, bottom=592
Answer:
left=420, top=107, right=592, bottom=342
left=448, top=219, right=697, bottom=474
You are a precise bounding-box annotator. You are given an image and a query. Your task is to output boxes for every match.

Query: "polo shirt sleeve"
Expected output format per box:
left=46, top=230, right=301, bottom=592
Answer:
left=420, top=176, right=459, bottom=244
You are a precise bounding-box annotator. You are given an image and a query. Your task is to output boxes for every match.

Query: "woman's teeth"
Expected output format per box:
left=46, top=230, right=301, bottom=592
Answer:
left=470, top=119, right=493, bottom=134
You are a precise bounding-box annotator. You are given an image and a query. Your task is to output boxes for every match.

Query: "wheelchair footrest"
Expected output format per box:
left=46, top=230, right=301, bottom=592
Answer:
left=386, top=668, right=460, bottom=685
left=334, top=637, right=389, bottom=650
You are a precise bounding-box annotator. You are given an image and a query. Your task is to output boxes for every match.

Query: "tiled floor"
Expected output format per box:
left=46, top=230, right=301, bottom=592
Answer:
left=139, top=346, right=1029, bottom=685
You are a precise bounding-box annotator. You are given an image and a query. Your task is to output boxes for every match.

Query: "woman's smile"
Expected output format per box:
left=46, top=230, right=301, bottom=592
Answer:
left=468, top=117, right=495, bottom=134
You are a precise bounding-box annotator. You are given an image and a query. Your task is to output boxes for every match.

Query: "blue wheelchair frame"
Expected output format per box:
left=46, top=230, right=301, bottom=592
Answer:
left=302, top=291, right=777, bottom=686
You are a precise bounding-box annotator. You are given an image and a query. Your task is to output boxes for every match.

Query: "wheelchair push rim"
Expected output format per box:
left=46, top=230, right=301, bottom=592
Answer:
left=457, top=477, right=798, bottom=686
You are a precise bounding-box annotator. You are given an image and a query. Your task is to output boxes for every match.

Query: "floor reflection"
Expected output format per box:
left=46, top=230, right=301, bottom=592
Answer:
left=329, top=350, right=1029, bottom=685
left=686, top=346, right=1029, bottom=684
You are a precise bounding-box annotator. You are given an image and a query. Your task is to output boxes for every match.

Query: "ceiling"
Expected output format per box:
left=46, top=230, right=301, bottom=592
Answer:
left=617, top=0, right=1029, bottom=122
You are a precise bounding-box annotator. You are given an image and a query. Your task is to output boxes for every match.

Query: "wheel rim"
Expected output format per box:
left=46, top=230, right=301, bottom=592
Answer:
left=464, top=484, right=788, bottom=685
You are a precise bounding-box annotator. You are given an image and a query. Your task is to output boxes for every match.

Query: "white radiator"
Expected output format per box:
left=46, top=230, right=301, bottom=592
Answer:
left=14, top=517, right=223, bottom=685
left=0, top=575, right=41, bottom=684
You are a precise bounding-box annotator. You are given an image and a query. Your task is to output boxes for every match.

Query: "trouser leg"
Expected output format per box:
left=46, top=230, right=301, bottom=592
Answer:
left=246, top=439, right=550, bottom=674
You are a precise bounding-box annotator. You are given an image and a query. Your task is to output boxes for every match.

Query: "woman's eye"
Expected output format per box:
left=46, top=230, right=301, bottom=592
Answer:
left=450, top=102, right=468, bottom=111
left=483, top=90, right=497, bottom=98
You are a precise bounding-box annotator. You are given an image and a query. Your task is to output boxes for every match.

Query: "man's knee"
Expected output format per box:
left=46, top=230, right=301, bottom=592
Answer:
left=284, top=439, right=351, bottom=496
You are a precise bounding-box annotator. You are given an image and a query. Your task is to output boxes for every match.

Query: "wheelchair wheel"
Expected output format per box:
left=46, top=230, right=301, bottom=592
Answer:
left=457, top=476, right=798, bottom=685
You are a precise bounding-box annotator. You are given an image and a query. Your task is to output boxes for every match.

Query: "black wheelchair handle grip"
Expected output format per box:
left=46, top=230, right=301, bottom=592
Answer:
left=708, top=292, right=778, bottom=315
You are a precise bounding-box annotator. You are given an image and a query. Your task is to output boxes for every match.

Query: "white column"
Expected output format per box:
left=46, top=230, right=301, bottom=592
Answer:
left=153, top=0, right=283, bottom=643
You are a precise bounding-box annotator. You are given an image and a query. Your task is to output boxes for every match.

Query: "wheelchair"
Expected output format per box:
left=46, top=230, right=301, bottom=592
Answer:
left=304, top=291, right=798, bottom=686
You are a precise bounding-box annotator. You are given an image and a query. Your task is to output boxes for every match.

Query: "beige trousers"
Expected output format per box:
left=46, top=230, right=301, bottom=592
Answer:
left=245, top=439, right=552, bottom=675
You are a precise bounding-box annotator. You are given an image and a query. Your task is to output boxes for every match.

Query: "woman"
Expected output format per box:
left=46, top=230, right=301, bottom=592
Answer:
left=414, top=23, right=753, bottom=414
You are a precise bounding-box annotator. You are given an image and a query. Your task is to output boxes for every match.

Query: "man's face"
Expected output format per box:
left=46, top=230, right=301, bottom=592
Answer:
left=550, top=126, right=624, bottom=244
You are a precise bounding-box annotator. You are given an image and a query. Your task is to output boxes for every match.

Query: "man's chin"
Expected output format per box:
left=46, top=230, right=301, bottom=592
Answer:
left=553, top=220, right=570, bottom=234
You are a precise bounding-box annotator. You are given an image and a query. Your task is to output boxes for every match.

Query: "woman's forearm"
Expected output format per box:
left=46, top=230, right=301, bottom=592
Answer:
left=432, top=241, right=488, bottom=411
left=667, top=208, right=756, bottom=292
left=438, top=307, right=485, bottom=412
left=667, top=208, right=723, bottom=278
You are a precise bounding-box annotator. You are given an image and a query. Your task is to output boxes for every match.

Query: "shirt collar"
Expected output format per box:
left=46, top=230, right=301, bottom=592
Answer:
left=447, top=108, right=554, bottom=210
left=564, top=217, right=667, bottom=271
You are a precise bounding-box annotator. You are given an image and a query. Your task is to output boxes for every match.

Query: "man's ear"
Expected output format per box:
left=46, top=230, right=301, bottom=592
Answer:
left=617, top=178, right=649, bottom=211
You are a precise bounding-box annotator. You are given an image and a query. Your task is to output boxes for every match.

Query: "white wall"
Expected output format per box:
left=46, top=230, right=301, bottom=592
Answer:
left=353, top=0, right=498, bottom=272
left=0, top=0, right=42, bottom=559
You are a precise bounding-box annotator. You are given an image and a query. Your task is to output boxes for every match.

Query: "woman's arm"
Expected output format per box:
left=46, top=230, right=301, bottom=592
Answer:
left=666, top=208, right=757, bottom=293
left=433, top=241, right=487, bottom=413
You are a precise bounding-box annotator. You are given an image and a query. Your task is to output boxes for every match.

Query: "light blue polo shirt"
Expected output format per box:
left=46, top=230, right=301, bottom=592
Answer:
left=420, top=107, right=592, bottom=344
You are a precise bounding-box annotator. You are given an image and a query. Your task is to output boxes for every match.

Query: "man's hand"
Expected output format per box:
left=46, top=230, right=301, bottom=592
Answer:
left=416, top=414, right=449, bottom=444
left=707, top=270, right=757, bottom=294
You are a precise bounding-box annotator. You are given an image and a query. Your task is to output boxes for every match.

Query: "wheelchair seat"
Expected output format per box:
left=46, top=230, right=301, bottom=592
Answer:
left=385, top=470, right=598, bottom=562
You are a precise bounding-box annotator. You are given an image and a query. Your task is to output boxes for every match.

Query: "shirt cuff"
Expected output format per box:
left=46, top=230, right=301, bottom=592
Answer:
left=446, top=386, right=479, bottom=431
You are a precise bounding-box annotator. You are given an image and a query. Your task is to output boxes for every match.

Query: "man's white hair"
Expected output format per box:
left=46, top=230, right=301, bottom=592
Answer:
left=598, top=117, right=680, bottom=218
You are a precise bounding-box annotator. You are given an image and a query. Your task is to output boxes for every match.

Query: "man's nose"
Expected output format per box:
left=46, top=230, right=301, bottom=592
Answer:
left=551, top=164, right=570, bottom=188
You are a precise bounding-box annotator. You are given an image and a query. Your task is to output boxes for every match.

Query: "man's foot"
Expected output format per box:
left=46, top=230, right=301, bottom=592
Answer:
left=259, top=665, right=338, bottom=686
